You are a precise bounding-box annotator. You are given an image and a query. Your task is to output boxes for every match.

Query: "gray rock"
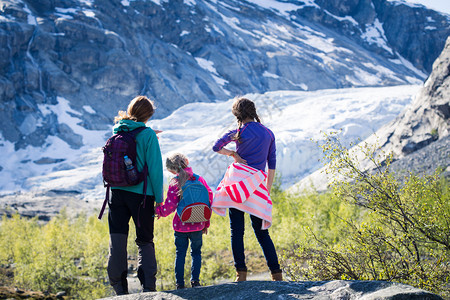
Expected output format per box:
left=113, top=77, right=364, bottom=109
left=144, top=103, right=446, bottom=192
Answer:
left=0, top=189, right=92, bottom=221
left=33, top=157, right=66, bottom=164
left=99, top=280, right=442, bottom=300
left=388, top=135, right=450, bottom=179
left=374, top=36, right=450, bottom=159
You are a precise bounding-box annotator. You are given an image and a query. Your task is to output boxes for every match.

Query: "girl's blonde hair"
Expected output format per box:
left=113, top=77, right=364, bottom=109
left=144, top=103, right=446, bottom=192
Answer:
left=115, top=95, right=155, bottom=123
left=231, top=97, right=261, bottom=141
left=166, top=153, right=189, bottom=197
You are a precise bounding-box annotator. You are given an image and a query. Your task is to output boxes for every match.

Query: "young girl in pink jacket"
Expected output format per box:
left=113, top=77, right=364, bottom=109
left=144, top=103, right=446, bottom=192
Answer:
left=155, top=153, right=213, bottom=289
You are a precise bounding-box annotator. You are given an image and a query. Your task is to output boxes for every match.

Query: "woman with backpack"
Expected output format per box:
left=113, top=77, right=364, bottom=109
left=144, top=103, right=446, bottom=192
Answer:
left=155, top=153, right=213, bottom=290
left=106, top=95, right=164, bottom=295
left=211, top=97, right=283, bottom=282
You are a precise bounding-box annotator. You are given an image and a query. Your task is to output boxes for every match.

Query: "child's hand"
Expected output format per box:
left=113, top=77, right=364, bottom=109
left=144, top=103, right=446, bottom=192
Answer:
left=202, top=228, right=208, bottom=235
left=154, top=206, right=161, bottom=220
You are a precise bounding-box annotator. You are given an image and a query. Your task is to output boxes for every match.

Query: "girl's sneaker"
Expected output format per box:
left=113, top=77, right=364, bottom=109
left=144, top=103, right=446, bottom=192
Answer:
left=191, top=281, right=201, bottom=287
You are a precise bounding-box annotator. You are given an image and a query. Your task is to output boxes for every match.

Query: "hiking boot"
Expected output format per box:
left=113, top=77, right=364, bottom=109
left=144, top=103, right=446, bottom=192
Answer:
left=176, top=284, right=185, bottom=290
left=235, top=270, right=247, bottom=282
left=111, top=281, right=128, bottom=296
left=191, top=281, right=201, bottom=287
left=271, top=270, right=283, bottom=281
left=143, top=287, right=156, bottom=292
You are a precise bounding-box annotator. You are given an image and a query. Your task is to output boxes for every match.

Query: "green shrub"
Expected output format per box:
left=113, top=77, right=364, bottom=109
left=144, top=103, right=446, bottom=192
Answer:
left=281, top=133, right=449, bottom=298
left=0, top=204, right=268, bottom=297
left=4, top=133, right=446, bottom=297
left=0, top=212, right=111, bottom=299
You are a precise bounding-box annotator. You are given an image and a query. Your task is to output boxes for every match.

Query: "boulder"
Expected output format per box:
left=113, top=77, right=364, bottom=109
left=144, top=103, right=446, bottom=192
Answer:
left=99, top=280, right=442, bottom=300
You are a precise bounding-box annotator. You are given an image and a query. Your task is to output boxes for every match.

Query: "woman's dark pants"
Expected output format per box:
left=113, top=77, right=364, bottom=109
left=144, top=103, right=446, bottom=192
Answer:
left=107, top=189, right=157, bottom=294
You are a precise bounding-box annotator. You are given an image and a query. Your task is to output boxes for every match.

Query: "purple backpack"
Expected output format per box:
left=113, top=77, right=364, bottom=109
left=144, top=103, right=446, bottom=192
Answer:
left=98, top=127, right=148, bottom=220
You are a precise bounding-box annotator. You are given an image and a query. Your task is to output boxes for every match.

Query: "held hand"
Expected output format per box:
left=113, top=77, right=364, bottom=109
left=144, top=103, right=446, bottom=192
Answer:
left=202, top=227, right=208, bottom=235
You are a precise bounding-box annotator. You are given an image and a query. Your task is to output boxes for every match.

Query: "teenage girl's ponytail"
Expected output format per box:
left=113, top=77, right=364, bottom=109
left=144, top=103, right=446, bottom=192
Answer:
left=166, top=153, right=189, bottom=197
left=231, top=97, right=261, bottom=141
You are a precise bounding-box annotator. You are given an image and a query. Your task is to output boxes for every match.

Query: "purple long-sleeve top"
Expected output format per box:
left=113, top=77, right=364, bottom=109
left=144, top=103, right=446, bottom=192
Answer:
left=212, top=122, right=276, bottom=171
left=155, top=167, right=213, bottom=232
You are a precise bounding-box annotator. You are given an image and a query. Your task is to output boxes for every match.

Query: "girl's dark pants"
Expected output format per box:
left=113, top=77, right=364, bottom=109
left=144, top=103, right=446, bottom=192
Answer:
left=174, top=230, right=203, bottom=287
left=107, top=189, right=157, bottom=294
left=229, top=208, right=281, bottom=273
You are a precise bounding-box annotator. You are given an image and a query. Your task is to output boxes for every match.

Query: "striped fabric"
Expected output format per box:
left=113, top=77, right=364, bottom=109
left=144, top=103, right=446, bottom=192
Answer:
left=212, top=163, right=273, bottom=229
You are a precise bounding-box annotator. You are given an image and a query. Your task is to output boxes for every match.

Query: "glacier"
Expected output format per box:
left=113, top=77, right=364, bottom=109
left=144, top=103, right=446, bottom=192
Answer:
left=0, top=84, right=421, bottom=205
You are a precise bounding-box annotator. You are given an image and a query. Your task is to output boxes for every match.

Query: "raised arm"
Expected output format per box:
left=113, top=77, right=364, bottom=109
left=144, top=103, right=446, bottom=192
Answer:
left=213, top=129, right=246, bottom=164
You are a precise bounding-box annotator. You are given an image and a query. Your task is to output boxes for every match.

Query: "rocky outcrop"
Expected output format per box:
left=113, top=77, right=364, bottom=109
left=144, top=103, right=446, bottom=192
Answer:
left=388, top=135, right=450, bottom=178
left=99, top=280, right=443, bottom=300
left=373, top=36, right=450, bottom=158
left=0, top=0, right=449, bottom=151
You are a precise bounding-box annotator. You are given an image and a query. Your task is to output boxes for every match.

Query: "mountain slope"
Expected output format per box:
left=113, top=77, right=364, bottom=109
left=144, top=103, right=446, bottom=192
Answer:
left=293, top=37, right=450, bottom=192
left=0, top=0, right=448, bottom=153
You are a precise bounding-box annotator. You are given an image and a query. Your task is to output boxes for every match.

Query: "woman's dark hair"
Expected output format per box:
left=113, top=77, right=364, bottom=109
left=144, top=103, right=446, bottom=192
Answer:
left=115, top=96, right=155, bottom=123
left=231, top=97, right=261, bottom=141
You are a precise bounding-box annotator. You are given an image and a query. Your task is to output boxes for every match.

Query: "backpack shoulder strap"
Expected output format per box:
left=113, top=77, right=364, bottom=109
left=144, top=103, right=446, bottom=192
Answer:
left=128, top=126, right=147, bottom=137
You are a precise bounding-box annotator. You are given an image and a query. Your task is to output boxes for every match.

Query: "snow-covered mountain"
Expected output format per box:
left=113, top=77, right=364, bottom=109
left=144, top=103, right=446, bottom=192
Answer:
left=1, top=0, right=449, bottom=152
left=0, top=0, right=448, bottom=207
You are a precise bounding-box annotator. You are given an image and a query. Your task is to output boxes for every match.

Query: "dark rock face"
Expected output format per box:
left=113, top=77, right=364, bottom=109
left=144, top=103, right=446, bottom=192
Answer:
left=0, top=0, right=449, bottom=151
left=297, top=0, right=450, bottom=73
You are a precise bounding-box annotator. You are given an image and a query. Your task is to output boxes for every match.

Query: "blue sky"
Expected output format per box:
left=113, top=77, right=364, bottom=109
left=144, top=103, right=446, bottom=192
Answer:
left=407, top=0, right=450, bottom=14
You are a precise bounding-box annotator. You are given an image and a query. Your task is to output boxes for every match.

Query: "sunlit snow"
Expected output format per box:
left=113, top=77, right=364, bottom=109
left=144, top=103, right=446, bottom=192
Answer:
left=0, top=85, right=421, bottom=203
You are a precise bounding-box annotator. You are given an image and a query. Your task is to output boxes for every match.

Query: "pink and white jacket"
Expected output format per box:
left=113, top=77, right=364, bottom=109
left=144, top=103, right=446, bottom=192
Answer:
left=212, top=163, right=272, bottom=229
left=155, top=167, right=213, bottom=232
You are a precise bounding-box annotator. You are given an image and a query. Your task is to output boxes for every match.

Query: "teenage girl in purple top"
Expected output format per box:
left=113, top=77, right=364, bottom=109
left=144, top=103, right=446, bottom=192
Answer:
left=212, top=97, right=282, bottom=282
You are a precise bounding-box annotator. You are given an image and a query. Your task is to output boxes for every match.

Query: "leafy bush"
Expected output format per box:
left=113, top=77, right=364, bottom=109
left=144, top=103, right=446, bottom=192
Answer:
left=0, top=204, right=271, bottom=297
left=0, top=211, right=111, bottom=299
left=281, top=133, right=449, bottom=298
left=2, top=133, right=446, bottom=297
